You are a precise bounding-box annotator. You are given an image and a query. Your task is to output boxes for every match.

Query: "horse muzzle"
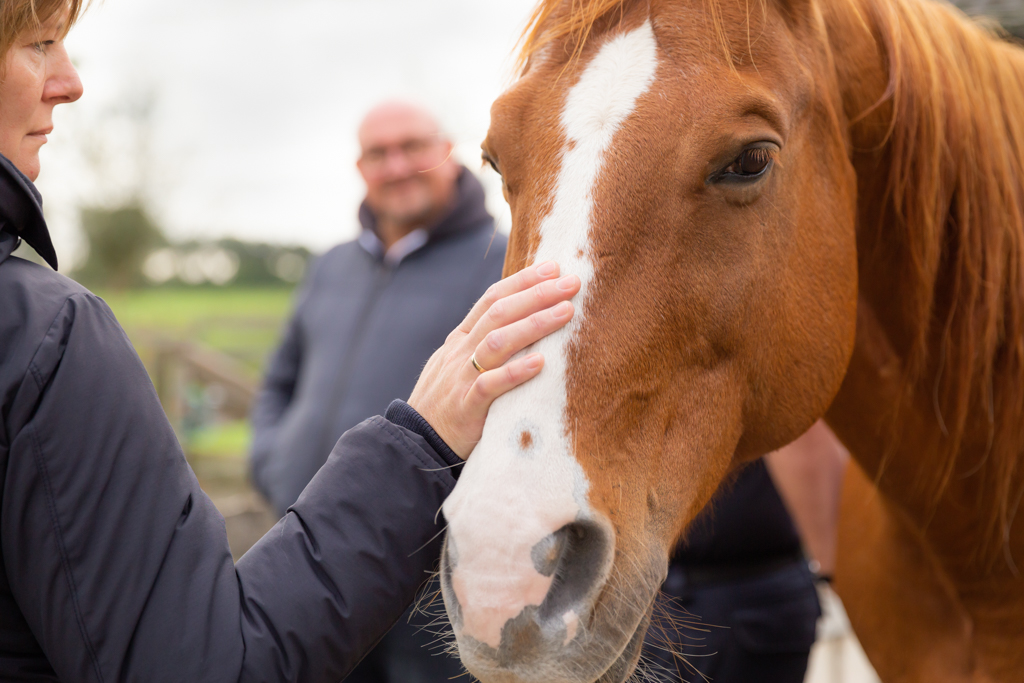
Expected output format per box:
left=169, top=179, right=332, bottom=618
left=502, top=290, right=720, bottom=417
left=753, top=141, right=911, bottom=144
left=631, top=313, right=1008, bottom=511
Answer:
left=440, top=508, right=655, bottom=683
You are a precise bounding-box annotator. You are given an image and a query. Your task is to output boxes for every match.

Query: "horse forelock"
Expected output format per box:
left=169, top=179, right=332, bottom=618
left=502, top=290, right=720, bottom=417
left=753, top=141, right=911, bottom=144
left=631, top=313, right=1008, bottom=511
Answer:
left=516, top=0, right=772, bottom=75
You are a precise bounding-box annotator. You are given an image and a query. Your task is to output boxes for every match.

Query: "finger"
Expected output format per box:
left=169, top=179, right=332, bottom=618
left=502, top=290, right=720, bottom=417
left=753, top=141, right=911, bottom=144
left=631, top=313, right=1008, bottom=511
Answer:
left=456, top=261, right=560, bottom=335
left=473, top=301, right=574, bottom=371
left=466, top=353, right=545, bottom=421
left=467, top=273, right=581, bottom=350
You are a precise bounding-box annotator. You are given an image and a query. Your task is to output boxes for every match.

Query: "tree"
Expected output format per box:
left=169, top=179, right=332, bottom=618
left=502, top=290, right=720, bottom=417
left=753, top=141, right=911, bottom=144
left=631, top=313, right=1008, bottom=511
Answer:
left=75, top=204, right=166, bottom=290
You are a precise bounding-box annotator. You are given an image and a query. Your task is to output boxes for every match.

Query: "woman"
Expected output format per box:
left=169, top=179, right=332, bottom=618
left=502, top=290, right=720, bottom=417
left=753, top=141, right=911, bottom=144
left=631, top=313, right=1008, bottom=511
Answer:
left=0, top=2, right=580, bottom=680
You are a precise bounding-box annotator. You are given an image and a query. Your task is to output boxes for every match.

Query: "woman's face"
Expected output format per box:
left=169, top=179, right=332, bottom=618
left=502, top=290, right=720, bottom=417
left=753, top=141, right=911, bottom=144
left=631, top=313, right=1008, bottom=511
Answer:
left=0, top=14, right=82, bottom=180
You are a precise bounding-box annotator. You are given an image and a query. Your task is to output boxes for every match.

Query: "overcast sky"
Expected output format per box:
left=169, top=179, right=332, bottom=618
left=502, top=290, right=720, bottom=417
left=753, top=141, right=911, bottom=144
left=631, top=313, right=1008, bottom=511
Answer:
left=36, top=0, right=536, bottom=267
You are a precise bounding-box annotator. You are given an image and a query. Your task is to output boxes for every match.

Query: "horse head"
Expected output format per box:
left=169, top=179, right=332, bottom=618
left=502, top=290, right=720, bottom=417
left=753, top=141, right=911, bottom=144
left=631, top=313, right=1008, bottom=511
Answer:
left=441, top=1, right=860, bottom=681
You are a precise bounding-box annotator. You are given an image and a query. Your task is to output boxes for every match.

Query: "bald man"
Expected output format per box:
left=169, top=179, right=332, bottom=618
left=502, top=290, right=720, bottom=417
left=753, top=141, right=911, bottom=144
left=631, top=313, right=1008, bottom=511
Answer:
left=249, top=101, right=506, bottom=682
left=356, top=101, right=463, bottom=250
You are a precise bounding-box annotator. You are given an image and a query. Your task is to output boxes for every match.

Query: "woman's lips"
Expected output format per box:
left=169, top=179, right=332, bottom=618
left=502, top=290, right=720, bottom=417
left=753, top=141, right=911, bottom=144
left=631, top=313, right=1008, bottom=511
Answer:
left=28, top=128, right=52, bottom=143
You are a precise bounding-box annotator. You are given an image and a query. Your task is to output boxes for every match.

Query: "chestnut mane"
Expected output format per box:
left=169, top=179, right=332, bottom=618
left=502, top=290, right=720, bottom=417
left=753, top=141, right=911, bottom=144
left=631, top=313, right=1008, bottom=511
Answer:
left=517, top=0, right=1024, bottom=567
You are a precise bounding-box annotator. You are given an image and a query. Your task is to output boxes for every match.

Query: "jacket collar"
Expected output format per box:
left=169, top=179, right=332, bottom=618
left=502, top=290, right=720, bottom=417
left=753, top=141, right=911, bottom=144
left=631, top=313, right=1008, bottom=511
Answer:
left=357, top=227, right=429, bottom=267
left=356, top=165, right=493, bottom=256
left=0, top=154, right=55, bottom=269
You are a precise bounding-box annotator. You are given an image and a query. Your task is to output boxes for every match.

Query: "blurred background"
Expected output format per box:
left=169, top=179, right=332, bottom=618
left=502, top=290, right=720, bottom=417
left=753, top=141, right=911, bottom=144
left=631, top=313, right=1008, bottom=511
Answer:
left=10, top=1, right=1023, bottom=681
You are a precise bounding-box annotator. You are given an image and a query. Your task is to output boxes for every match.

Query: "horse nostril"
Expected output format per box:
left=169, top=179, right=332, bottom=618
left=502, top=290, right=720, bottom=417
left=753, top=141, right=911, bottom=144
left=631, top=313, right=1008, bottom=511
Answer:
left=532, top=520, right=611, bottom=625
left=530, top=529, right=565, bottom=577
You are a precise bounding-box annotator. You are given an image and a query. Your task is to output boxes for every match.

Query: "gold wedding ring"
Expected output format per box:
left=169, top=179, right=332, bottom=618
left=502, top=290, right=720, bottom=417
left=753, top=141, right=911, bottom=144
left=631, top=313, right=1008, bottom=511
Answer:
left=471, top=355, right=487, bottom=373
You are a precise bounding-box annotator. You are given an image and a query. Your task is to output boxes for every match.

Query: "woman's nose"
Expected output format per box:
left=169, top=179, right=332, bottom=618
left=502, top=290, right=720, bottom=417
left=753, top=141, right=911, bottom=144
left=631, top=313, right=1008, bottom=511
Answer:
left=44, top=43, right=84, bottom=105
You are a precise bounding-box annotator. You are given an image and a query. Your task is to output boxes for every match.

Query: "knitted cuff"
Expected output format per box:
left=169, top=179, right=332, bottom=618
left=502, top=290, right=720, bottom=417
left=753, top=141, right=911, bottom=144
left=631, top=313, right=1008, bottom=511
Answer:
left=384, top=399, right=464, bottom=473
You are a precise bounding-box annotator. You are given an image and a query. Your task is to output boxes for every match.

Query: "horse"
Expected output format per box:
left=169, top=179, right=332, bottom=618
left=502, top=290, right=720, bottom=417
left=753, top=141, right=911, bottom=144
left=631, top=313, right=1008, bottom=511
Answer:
left=438, top=1, right=1024, bottom=681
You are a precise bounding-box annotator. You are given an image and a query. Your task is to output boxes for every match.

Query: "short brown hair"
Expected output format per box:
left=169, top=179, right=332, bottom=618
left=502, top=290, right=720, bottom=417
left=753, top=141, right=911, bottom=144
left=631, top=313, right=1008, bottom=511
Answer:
left=0, top=0, right=84, bottom=68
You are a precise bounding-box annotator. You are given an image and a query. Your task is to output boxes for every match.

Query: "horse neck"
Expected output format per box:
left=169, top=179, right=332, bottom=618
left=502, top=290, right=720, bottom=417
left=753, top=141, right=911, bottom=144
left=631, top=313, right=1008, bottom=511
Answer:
left=822, top=0, right=1024, bottom=576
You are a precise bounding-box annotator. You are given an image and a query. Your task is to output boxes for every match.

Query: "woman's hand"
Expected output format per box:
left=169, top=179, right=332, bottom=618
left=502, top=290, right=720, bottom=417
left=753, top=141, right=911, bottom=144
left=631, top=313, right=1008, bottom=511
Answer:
left=408, top=261, right=580, bottom=458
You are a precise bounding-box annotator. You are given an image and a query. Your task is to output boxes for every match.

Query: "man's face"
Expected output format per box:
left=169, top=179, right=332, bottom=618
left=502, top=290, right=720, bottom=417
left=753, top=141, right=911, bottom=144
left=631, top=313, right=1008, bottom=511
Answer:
left=356, top=105, right=459, bottom=228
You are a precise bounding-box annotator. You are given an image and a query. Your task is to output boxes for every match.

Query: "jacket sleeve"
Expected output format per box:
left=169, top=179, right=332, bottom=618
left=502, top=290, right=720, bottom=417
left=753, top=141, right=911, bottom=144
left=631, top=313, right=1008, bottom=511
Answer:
left=3, top=292, right=456, bottom=683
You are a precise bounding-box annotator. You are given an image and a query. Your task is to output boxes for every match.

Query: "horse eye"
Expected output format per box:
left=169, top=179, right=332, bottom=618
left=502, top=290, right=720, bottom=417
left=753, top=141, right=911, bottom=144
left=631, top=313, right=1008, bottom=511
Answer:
left=723, top=147, right=774, bottom=178
left=482, top=152, right=501, bottom=176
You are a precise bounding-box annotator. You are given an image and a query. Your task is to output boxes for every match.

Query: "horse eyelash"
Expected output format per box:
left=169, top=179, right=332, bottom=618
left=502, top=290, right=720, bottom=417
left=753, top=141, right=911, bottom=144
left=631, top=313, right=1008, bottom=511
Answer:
left=481, top=153, right=501, bottom=175
left=747, top=147, right=774, bottom=165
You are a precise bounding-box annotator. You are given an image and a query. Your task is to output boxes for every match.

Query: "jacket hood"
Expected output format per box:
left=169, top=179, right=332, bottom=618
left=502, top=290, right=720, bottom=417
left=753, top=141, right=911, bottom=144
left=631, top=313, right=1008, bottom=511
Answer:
left=357, top=166, right=493, bottom=244
left=0, top=154, right=54, bottom=269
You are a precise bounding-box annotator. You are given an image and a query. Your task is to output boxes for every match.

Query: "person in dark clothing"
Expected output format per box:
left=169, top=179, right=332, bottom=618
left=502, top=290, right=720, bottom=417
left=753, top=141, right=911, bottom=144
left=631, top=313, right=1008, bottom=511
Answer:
left=0, top=5, right=583, bottom=679
left=250, top=102, right=507, bottom=517
left=249, top=101, right=507, bottom=683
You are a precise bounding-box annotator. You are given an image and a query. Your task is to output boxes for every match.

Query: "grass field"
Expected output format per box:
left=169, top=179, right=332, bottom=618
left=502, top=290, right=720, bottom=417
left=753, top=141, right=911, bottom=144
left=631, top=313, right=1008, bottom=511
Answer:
left=96, top=286, right=296, bottom=377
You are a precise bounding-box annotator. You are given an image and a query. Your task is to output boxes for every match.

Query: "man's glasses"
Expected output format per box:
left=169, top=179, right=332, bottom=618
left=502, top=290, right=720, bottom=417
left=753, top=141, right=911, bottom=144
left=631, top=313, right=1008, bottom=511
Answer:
left=360, top=136, right=445, bottom=173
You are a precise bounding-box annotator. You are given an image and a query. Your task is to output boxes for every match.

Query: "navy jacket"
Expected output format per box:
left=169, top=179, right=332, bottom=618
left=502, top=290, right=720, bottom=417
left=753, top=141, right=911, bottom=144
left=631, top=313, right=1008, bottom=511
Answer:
left=0, top=154, right=460, bottom=681
left=250, top=168, right=506, bottom=514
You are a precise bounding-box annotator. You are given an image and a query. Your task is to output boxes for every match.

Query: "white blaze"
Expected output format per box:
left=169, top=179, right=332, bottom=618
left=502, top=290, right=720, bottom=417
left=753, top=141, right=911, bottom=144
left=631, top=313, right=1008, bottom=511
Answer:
left=443, top=22, right=659, bottom=650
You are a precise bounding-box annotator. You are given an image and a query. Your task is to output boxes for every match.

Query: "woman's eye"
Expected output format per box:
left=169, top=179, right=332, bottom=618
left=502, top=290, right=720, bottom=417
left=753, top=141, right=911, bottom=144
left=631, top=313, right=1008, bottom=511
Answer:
left=722, top=147, right=774, bottom=178
left=32, top=40, right=54, bottom=53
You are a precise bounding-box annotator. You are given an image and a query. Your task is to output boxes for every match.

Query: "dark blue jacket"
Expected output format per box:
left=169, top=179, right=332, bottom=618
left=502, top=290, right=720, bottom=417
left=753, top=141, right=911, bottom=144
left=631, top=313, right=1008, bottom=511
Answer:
left=0, top=154, right=461, bottom=682
left=250, top=168, right=506, bottom=514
